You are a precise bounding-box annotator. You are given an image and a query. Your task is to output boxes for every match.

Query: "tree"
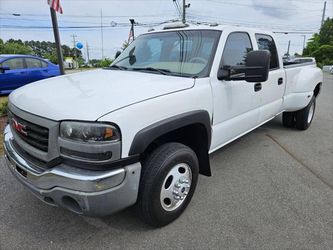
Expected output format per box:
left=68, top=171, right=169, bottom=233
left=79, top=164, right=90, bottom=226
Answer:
left=312, top=45, right=333, bottom=67
left=0, top=40, right=33, bottom=54
left=319, top=18, right=333, bottom=45
left=99, top=58, right=113, bottom=67
left=303, top=33, right=320, bottom=56
left=303, top=18, right=333, bottom=66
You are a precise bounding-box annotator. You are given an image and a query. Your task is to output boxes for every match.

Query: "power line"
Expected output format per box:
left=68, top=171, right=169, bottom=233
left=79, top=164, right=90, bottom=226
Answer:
left=173, top=0, right=182, bottom=18
left=186, top=14, right=319, bottom=31
left=190, top=0, right=325, bottom=12
left=0, top=19, right=177, bottom=30
left=0, top=12, right=177, bottom=18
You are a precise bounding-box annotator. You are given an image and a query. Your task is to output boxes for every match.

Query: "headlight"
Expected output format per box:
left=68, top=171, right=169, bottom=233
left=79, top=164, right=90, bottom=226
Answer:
left=60, top=122, right=120, bottom=142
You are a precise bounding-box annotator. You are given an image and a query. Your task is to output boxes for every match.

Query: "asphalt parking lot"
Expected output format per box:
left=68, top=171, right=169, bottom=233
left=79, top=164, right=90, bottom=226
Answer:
left=0, top=73, right=332, bottom=249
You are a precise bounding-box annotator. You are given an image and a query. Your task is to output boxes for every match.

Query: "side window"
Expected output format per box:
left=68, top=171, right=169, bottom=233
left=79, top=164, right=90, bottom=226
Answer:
left=2, top=58, right=25, bottom=70
left=255, top=34, right=279, bottom=69
left=25, top=58, right=43, bottom=68
left=41, top=60, right=48, bottom=68
left=135, top=38, right=163, bottom=65
left=221, top=32, right=253, bottom=75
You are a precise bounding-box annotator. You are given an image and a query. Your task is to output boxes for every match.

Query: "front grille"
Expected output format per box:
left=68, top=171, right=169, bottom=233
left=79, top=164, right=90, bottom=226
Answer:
left=9, top=112, right=49, bottom=152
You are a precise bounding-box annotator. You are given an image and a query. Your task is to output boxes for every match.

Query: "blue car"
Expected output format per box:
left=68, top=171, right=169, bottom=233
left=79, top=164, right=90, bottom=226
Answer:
left=0, top=54, right=60, bottom=95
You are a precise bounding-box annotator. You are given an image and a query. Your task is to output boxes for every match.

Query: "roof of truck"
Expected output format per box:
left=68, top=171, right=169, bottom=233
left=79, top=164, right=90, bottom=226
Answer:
left=147, top=22, right=273, bottom=36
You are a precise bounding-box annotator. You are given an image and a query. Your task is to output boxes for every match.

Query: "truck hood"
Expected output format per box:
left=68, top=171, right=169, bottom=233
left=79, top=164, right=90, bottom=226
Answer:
left=9, top=69, right=194, bottom=121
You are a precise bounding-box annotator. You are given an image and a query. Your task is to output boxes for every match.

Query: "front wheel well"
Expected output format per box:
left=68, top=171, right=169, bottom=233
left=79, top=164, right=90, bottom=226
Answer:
left=314, top=82, right=322, bottom=97
left=142, top=124, right=211, bottom=176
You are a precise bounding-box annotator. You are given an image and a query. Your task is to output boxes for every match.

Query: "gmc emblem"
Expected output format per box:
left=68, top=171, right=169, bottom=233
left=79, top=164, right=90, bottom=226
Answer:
left=12, top=118, right=28, bottom=136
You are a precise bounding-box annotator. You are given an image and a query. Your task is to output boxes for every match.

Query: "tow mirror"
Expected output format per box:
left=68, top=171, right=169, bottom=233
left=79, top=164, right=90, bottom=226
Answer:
left=244, top=50, right=270, bottom=82
left=217, top=50, right=271, bottom=82
left=0, top=66, right=10, bottom=73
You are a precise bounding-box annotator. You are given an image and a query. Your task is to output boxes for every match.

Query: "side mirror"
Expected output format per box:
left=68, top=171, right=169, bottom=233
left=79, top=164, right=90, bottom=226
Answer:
left=245, top=50, right=270, bottom=82
left=217, top=50, right=270, bottom=82
left=0, top=66, right=10, bottom=73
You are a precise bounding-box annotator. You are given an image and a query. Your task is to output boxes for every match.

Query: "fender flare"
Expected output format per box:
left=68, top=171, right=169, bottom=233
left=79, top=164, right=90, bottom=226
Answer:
left=128, top=110, right=212, bottom=156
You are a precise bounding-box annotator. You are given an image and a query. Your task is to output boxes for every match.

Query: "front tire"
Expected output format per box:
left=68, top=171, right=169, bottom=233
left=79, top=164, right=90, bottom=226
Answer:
left=295, top=96, right=316, bottom=130
left=137, top=143, right=199, bottom=227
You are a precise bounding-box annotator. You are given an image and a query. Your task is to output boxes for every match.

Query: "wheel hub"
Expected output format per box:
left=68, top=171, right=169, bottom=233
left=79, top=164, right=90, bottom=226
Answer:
left=160, top=163, right=192, bottom=211
left=172, top=177, right=190, bottom=201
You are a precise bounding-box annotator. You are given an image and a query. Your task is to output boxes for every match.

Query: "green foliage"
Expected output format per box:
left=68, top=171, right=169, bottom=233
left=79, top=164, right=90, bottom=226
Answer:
left=319, top=18, right=333, bottom=45
left=0, top=38, right=83, bottom=65
left=0, top=100, right=8, bottom=116
left=303, top=18, right=333, bottom=67
left=99, top=58, right=113, bottom=67
left=303, top=33, right=320, bottom=56
left=312, top=45, right=333, bottom=68
left=89, top=59, right=101, bottom=67
left=0, top=39, right=33, bottom=55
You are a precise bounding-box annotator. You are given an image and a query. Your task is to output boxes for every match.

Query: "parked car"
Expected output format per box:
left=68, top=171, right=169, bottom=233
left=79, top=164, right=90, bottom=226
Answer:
left=322, top=65, right=333, bottom=74
left=0, top=54, right=60, bottom=95
left=4, top=24, right=323, bottom=227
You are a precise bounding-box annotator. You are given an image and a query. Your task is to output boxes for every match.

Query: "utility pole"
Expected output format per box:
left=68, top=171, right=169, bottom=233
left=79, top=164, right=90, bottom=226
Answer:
left=71, top=34, right=77, bottom=58
left=321, top=1, right=327, bottom=28
left=182, top=0, right=190, bottom=24
left=100, top=9, right=104, bottom=59
left=301, top=35, right=306, bottom=55
left=86, top=41, right=90, bottom=64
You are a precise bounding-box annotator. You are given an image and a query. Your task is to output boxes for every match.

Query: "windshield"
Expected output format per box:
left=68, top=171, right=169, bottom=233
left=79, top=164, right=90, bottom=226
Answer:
left=111, top=30, right=221, bottom=78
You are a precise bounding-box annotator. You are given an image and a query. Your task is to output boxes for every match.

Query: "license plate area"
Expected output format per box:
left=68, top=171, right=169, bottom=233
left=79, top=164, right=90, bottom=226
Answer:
left=5, top=151, right=28, bottom=178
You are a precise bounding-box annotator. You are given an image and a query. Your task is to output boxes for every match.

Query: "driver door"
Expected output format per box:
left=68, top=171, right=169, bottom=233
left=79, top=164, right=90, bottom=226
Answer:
left=210, top=32, right=261, bottom=151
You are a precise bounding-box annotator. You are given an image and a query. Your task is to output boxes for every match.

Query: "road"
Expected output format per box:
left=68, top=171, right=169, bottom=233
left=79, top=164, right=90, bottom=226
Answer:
left=0, top=73, right=332, bottom=249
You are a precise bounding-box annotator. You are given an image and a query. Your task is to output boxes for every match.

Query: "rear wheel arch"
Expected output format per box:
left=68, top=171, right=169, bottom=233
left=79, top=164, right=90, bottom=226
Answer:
left=129, top=110, right=212, bottom=176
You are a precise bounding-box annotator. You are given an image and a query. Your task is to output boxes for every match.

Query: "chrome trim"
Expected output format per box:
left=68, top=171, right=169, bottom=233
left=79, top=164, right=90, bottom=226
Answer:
left=4, top=125, right=126, bottom=192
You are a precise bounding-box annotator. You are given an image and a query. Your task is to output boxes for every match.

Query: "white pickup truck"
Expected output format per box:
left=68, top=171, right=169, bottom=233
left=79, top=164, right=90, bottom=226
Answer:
left=4, top=24, right=322, bottom=227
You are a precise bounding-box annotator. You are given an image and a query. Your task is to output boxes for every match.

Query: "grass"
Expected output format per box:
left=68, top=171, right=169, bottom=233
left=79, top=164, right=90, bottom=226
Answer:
left=0, top=96, right=8, bottom=105
left=0, top=96, right=8, bottom=154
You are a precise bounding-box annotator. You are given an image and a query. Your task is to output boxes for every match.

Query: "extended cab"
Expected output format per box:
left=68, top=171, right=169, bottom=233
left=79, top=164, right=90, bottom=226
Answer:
left=3, top=24, right=323, bottom=227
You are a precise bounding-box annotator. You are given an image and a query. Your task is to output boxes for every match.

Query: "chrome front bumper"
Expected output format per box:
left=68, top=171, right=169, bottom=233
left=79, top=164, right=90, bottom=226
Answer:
left=3, top=125, right=141, bottom=216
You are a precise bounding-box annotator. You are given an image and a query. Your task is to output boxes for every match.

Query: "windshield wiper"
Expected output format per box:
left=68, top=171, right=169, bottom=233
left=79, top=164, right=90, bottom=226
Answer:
left=132, top=67, right=172, bottom=75
left=109, top=65, right=128, bottom=70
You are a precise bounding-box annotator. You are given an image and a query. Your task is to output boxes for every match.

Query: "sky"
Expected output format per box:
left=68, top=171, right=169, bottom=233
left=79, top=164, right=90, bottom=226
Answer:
left=0, top=0, right=332, bottom=60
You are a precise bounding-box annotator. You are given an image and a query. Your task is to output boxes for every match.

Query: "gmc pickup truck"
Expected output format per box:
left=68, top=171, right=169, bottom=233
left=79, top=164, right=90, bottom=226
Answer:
left=4, top=24, right=323, bottom=227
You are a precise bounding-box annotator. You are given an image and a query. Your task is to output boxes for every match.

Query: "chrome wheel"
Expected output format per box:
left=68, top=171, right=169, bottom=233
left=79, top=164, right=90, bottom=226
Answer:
left=160, top=163, right=192, bottom=212
left=307, top=101, right=315, bottom=123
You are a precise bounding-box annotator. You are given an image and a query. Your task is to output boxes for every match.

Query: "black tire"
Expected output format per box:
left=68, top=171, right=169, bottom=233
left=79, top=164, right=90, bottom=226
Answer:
left=295, top=96, right=316, bottom=130
left=282, top=112, right=296, bottom=128
left=137, top=142, right=199, bottom=227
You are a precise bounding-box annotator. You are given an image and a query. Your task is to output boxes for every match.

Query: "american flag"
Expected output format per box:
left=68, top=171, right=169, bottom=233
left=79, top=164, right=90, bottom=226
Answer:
left=128, top=29, right=134, bottom=43
left=47, top=0, right=63, bottom=14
